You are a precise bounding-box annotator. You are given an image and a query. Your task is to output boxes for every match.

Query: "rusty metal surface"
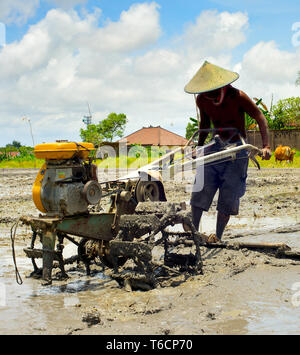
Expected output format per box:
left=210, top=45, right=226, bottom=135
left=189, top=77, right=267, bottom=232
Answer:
left=21, top=189, right=204, bottom=288
left=23, top=248, right=60, bottom=260
left=56, top=213, right=117, bottom=241
left=20, top=216, right=61, bottom=230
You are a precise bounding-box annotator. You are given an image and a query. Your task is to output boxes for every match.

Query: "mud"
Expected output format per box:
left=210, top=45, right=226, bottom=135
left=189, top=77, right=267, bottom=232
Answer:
left=0, top=167, right=300, bottom=335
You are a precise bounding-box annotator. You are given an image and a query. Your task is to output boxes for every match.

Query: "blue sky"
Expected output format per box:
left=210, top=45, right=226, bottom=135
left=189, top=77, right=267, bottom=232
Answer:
left=0, top=0, right=299, bottom=146
left=5, top=0, right=300, bottom=51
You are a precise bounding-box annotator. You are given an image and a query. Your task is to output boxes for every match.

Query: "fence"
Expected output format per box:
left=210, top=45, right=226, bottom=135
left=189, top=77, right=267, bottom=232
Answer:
left=246, top=130, right=300, bottom=150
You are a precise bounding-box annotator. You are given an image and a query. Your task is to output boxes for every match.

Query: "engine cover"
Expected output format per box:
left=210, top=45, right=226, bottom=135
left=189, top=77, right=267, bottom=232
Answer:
left=40, top=166, right=88, bottom=216
left=33, top=163, right=101, bottom=216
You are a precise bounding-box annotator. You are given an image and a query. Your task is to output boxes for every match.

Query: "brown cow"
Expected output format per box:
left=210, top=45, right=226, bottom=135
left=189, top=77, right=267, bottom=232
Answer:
left=274, top=145, right=296, bottom=164
left=289, top=149, right=296, bottom=163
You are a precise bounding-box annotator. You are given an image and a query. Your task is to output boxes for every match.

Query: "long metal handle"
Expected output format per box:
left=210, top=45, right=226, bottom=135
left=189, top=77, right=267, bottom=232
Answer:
left=168, top=142, right=263, bottom=174
left=118, top=135, right=264, bottom=181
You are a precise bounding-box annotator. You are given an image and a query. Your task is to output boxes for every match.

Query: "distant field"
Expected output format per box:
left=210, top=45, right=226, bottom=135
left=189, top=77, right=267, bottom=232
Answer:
left=0, top=159, right=44, bottom=169
left=0, top=151, right=299, bottom=169
left=96, top=156, right=152, bottom=169
left=251, top=150, right=300, bottom=169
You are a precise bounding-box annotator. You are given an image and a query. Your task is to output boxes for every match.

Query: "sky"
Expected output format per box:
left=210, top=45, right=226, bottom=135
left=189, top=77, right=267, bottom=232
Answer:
left=0, top=0, right=299, bottom=146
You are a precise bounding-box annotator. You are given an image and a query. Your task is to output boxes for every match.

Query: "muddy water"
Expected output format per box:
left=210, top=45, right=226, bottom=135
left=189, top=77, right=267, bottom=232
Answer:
left=0, top=227, right=116, bottom=334
left=202, top=266, right=300, bottom=335
left=163, top=216, right=300, bottom=334
left=1, top=218, right=300, bottom=335
left=172, top=209, right=300, bottom=234
left=1, top=168, right=300, bottom=334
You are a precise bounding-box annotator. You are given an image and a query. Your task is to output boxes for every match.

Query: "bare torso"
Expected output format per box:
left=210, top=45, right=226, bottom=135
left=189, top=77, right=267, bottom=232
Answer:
left=196, top=86, right=262, bottom=145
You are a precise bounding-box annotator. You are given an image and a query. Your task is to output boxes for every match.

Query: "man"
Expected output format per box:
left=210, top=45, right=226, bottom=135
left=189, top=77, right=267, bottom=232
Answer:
left=184, top=61, right=272, bottom=242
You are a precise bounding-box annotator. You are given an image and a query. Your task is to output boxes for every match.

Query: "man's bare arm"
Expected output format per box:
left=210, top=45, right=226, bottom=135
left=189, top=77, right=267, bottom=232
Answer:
left=197, top=98, right=211, bottom=146
left=253, top=111, right=270, bottom=147
left=252, top=111, right=272, bottom=160
left=240, top=91, right=272, bottom=160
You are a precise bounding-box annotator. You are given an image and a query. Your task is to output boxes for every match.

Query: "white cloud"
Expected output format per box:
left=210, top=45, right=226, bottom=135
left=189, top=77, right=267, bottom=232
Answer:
left=0, top=3, right=164, bottom=144
left=241, top=41, right=299, bottom=83
left=237, top=41, right=300, bottom=105
left=94, top=2, right=161, bottom=52
left=0, top=0, right=89, bottom=25
left=182, top=10, right=248, bottom=57
left=0, top=4, right=298, bottom=147
left=0, top=28, right=51, bottom=78
left=0, top=0, right=39, bottom=25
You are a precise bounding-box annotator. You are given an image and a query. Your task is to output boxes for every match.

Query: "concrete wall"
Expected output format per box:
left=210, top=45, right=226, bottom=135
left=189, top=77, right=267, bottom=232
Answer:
left=246, top=130, right=300, bottom=150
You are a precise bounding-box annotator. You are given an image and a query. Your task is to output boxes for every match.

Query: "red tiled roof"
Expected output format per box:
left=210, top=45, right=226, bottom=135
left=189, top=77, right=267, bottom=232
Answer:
left=0, top=151, right=20, bottom=157
left=119, top=126, right=188, bottom=146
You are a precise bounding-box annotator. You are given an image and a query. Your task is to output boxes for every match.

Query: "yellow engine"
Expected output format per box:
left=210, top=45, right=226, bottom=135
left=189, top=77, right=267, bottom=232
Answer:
left=32, top=141, right=102, bottom=217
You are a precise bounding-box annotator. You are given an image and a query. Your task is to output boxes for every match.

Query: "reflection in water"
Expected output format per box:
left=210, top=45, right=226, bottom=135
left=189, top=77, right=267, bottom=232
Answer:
left=0, top=239, right=116, bottom=334
left=1, top=215, right=300, bottom=334
left=247, top=300, right=300, bottom=335
left=169, top=211, right=300, bottom=235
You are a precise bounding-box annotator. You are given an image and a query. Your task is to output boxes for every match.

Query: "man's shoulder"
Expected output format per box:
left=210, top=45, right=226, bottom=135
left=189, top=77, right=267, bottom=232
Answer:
left=228, top=86, right=242, bottom=97
left=228, top=86, right=251, bottom=102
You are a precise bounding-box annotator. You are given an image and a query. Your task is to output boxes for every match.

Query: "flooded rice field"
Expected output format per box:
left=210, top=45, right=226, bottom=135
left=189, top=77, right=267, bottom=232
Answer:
left=0, top=167, right=300, bottom=335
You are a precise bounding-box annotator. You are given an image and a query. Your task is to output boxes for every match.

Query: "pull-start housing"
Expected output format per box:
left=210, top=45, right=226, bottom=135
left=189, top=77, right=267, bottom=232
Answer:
left=32, top=141, right=101, bottom=217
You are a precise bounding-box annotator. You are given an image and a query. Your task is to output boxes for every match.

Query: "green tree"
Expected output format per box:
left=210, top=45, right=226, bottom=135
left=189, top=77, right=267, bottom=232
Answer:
left=272, top=97, right=300, bottom=129
left=80, top=124, right=101, bottom=147
left=244, top=97, right=293, bottom=130
left=12, top=140, right=22, bottom=148
left=5, top=140, right=22, bottom=150
left=97, top=113, right=128, bottom=142
left=245, top=98, right=276, bottom=129
left=80, top=113, right=128, bottom=147
left=185, top=117, right=214, bottom=144
left=185, top=117, right=199, bottom=139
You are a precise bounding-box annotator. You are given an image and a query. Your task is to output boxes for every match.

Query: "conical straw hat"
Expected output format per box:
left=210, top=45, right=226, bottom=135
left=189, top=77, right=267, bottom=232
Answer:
left=184, top=61, right=239, bottom=94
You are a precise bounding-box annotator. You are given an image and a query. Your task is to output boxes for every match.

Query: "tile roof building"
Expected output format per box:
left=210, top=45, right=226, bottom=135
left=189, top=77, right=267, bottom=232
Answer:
left=118, top=126, right=188, bottom=147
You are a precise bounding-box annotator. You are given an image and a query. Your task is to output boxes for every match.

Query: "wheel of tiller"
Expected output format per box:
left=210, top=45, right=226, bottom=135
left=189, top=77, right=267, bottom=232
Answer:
left=135, top=180, right=160, bottom=202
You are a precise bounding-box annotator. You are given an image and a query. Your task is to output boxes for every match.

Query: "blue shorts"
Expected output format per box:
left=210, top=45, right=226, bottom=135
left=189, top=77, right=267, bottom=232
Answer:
left=190, top=147, right=249, bottom=215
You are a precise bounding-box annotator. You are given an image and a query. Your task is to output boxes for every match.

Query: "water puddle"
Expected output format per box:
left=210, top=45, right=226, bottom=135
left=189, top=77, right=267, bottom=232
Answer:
left=199, top=213, right=299, bottom=234
left=167, top=213, right=300, bottom=247
left=1, top=213, right=300, bottom=334
left=166, top=214, right=300, bottom=334
left=202, top=265, right=300, bottom=335
left=0, top=232, right=114, bottom=334
left=246, top=300, right=300, bottom=334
